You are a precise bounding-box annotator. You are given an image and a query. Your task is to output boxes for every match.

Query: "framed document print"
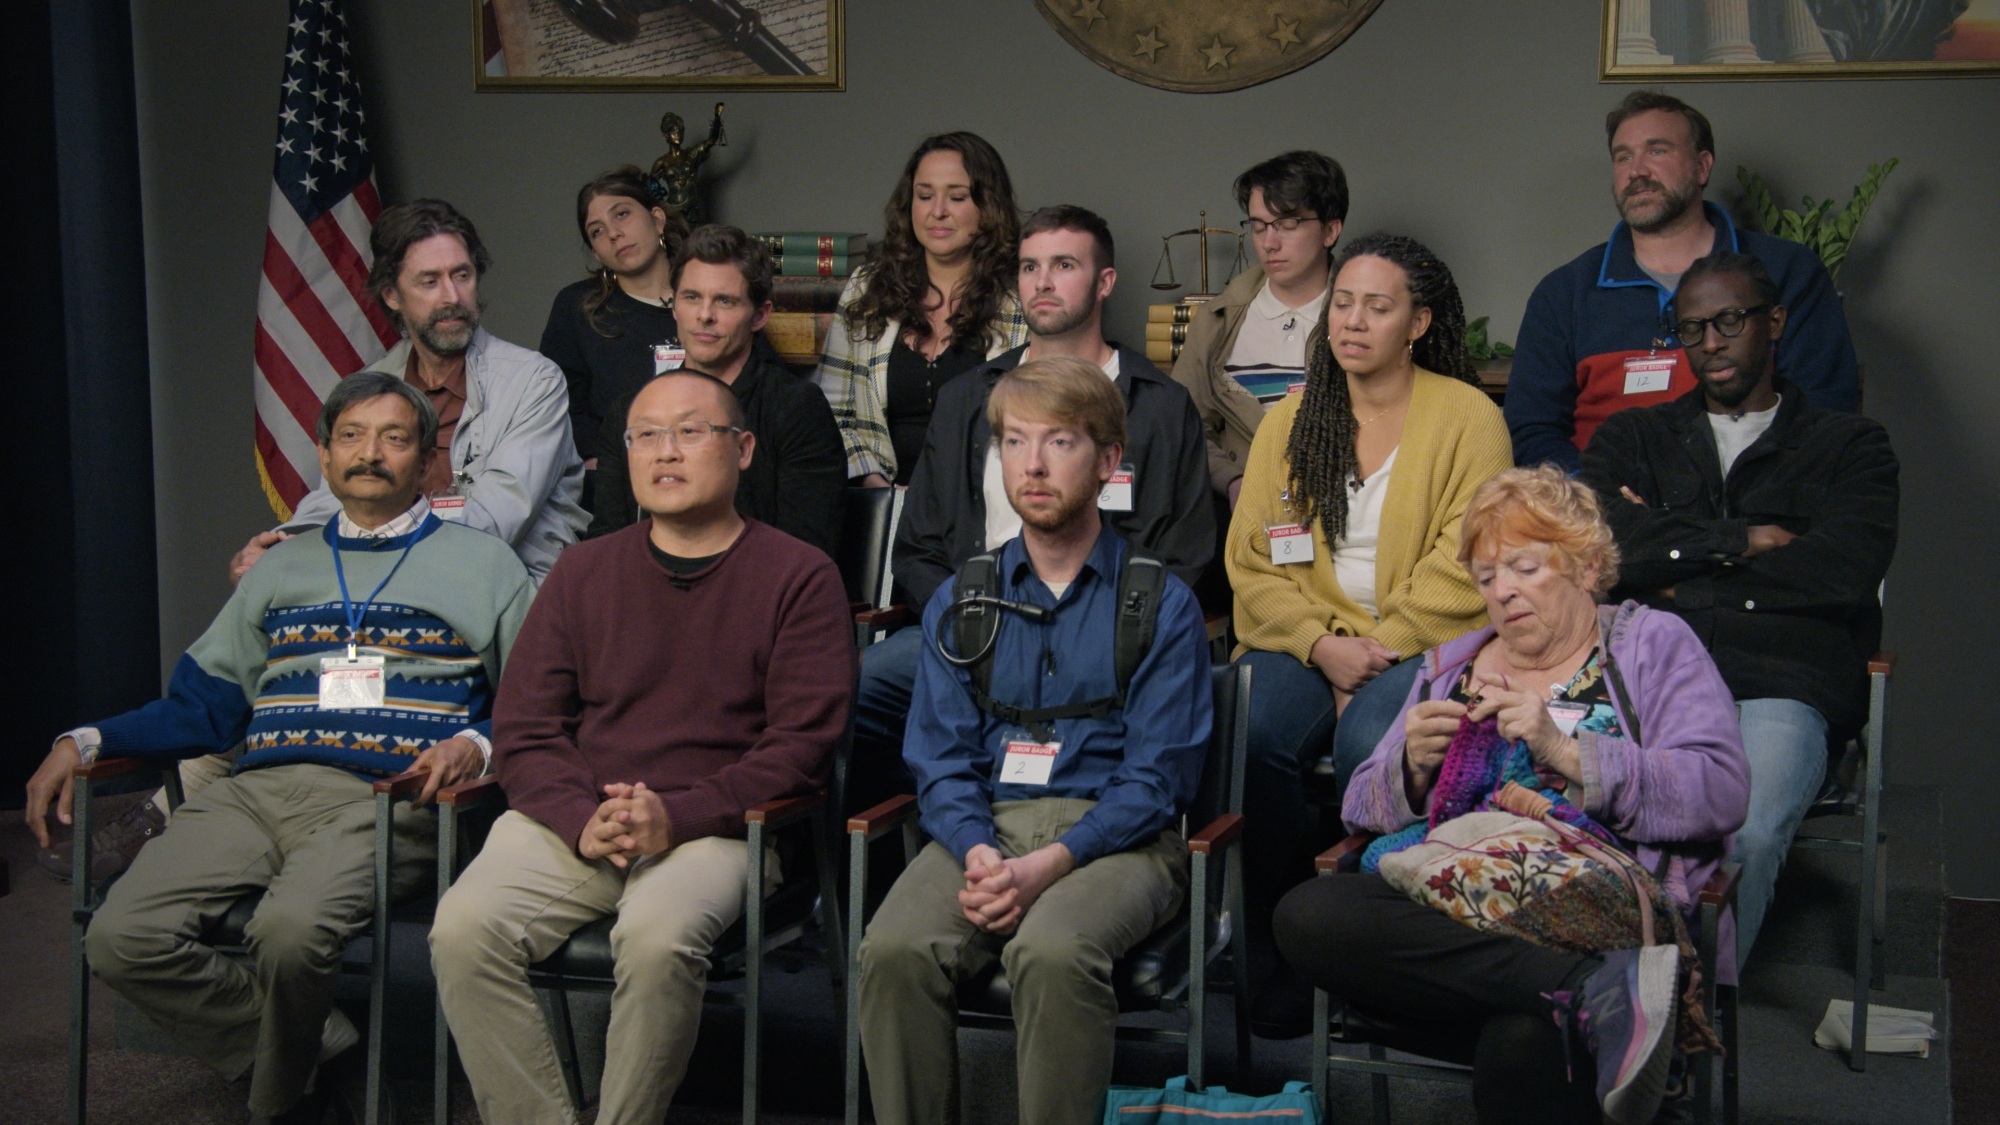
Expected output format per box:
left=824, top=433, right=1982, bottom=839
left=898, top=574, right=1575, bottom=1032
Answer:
left=476, top=0, right=844, bottom=90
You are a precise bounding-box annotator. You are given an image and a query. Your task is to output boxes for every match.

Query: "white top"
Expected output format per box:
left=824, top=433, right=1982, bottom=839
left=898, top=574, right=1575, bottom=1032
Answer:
left=1226, top=279, right=1327, bottom=411
left=1708, top=395, right=1781, bottom=478
left=1333, top=447, right=1397, bottom=617
left=983, top=351, right=1121, bottom=550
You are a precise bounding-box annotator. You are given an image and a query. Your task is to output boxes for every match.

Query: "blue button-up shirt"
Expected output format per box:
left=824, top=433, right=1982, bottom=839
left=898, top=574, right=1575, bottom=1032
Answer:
left=904, top=528, right=1212, bottom=867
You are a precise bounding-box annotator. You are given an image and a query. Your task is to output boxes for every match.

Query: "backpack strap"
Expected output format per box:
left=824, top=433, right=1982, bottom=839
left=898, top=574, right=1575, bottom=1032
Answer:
left=951, top=548, right=1167, bottom=744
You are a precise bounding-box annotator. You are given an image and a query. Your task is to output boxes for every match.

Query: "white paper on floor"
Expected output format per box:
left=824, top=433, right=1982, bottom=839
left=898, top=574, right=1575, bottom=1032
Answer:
left=1813, top=999, right=1938, bottom=1057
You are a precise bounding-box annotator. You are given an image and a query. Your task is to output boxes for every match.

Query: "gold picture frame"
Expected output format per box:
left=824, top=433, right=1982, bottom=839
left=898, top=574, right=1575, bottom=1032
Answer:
left=474, top=0, right=845, bottom=91
left=1601, top=0, right=2000, bottom=81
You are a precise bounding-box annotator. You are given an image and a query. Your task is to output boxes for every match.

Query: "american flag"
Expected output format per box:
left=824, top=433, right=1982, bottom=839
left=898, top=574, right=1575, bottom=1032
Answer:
left=253, top=0, right=399, bottom=518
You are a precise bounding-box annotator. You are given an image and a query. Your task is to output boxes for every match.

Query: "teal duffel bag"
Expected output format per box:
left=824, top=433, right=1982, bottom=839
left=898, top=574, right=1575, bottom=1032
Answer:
left=1101, top=1076, right=1321, bottom=1122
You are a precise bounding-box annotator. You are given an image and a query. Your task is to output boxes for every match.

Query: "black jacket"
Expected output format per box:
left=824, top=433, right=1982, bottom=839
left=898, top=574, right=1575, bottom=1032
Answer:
left=893, top=343, right=1215, bottom=607
left=587, top=353, right=846, bottom=556
left=1579, top=378, right=1898, bottom=735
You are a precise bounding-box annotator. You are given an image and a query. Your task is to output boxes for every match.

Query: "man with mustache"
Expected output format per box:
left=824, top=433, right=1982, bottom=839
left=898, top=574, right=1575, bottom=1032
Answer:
left=851, top=205, right=1211, bottom=805
left=1578, top=250, right=1898, bottom=967
left=236, top=198, right=588, bottom=585
left=25, top=373, right=533, bottom=1123
left=859, top=355, right=1212, bottom=1125
left=1507, top=92, right=1861, bottom=472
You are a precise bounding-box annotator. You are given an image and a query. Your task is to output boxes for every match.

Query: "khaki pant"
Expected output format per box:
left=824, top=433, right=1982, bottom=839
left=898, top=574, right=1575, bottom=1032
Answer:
left=84, top=763, right=436, bottom=1117
left=858, top=798, right=1186, bottom=1125
left=428, top=810, right=776, bottom=1125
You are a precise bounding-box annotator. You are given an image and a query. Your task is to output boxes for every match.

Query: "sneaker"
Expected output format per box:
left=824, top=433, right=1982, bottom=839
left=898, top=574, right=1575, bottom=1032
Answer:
left=1547, top=945, right=1679, bottom=1125
left=35, top=791, right=167, bottom=884
left=319, top=1008, right=360, bottom=1065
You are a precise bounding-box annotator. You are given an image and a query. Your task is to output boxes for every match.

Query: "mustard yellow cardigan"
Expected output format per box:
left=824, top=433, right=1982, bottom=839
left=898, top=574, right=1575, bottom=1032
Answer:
left=1226, top=369, right=1513, bottom=664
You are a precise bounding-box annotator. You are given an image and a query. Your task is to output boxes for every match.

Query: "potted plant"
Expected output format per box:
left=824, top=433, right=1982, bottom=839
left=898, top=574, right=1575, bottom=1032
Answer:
left=1735, top=159, right=1899, bottom=283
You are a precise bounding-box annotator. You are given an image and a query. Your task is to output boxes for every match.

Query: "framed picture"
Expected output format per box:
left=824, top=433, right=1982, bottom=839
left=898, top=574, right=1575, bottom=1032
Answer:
left=475, top=0, right=844, bottom=91
left=1602, top=0, right=2000, bottom=80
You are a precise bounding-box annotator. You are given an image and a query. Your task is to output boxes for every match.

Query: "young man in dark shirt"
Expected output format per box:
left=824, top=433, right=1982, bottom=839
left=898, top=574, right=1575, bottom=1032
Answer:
left=588, top=224, right=846, bottom=554
left=429, top=369, right=855, bottom=1125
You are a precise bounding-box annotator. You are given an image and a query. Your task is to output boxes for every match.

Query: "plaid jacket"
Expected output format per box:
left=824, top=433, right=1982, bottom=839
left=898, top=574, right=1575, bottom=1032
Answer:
left=811, top=270, right=1028, bottom=481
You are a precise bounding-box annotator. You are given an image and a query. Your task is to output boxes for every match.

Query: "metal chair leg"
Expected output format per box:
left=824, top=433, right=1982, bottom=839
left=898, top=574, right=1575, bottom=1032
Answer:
left=1187, top=850, right=1209, bottom=1091
left=366, top=789, right=393, bottom=1125
left=1369, top=1041, right=1392, bottom=1125
left=69, top=775, right=99, bottom=1125
left=844, top=827, right=868, bottom=1125
left=1310, top=989, right=1330, bottom=1115
left=546, top=982, right=585, bottom=1111
left=743, top=823, right=765, bottom=1125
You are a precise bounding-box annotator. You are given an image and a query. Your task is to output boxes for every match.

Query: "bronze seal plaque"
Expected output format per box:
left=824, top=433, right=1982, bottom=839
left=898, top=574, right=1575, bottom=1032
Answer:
left=1034, top=0, right=1387, bottom=93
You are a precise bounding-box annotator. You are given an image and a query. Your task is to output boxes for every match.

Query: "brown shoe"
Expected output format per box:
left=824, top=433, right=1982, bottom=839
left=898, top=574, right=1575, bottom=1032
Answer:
left=35, top=791, right=168, bottom=884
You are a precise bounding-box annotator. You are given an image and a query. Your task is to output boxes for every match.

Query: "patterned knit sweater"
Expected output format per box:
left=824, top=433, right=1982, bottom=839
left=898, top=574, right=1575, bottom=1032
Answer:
left=1225, top=369, right=1513, bottom=663
left=94, top=516, right=534, bottom=778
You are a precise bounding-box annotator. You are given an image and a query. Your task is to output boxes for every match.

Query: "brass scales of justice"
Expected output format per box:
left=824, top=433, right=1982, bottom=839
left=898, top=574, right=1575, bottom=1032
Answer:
left=1150, top=210, right=1246, bottom=305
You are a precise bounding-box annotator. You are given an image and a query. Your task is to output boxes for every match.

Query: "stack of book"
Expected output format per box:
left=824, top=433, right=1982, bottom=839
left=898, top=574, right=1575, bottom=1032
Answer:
left=755, top=231, right=867, bottom=278
left=1143, top=300, right=1197, bottom=367
left=756, top=232, right=866, bottom=366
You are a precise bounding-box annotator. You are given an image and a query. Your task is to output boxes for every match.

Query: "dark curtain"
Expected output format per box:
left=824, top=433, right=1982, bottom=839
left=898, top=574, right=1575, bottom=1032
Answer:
left=0, top=0, right=159, bottom=807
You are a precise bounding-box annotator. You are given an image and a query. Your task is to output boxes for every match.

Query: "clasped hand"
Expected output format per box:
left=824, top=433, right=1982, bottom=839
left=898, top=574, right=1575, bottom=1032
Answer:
left=579, top=781, right=673, bottom=867
left=957, top=842, right=1075, bottom=935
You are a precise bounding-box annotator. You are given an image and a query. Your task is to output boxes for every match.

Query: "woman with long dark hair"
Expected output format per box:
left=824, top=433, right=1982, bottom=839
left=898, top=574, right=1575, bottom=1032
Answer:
left=814, top=131, right=1028, bottom=486
left=1224, top=232, right=1514, bottom=1030
left=539, top=166, right=691, bottom=473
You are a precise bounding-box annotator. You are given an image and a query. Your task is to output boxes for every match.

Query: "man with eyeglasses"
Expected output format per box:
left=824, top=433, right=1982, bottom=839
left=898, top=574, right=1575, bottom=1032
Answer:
left=586, top=223, right=845, bottom=554
left=1170, top=150, right=1347, bottom=509
left=430, top=366, right=855, bottom=1125
left=1579, top=250, right=1898, bottom=966
left=1507, top=91, right=1860, bottom=471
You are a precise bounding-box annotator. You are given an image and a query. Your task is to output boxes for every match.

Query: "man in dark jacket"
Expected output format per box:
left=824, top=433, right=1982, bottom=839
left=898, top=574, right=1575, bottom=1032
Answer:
left=587, top=224, right=845, bottom=555
left=854, top=205, right=1214, bottom=797
left=1508, top=91, right=1860, bottom=471
left=1580, top=249, right=1898, bottom=965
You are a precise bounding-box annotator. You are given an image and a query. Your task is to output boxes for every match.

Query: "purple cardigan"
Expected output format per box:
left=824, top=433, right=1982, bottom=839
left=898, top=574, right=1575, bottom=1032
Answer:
left=1343, top=600, right=1751, bottom=982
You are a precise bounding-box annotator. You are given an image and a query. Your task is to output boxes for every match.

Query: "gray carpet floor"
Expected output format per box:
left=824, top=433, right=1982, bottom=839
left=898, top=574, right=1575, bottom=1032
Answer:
left=0, top=784, right=1959, bottom=1123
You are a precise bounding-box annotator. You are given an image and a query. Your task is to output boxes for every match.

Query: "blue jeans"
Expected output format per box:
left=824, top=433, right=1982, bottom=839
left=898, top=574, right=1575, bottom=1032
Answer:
left=1730, top=698, right=1829, bottom=965
left=1237, top=650, right=1420, bottom=973
left=853, top=627, right=925, bottom=807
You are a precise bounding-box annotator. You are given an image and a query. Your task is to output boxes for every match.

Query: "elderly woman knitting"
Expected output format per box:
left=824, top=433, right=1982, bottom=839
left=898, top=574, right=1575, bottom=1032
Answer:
left=1273, top=466, right=1749, bottom=1125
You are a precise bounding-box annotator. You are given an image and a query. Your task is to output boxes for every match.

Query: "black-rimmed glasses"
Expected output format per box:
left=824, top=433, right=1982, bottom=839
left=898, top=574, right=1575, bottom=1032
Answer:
left=1672, top=304, right=1772, bottom=348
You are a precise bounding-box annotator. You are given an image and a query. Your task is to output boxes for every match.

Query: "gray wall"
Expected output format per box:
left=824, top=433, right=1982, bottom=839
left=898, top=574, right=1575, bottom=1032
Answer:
left=133, top=1, right=2000, bottom=891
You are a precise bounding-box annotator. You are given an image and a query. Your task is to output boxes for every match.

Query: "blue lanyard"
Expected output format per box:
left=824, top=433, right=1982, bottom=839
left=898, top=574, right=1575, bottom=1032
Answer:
left=329, top=525, right=420, bottom=658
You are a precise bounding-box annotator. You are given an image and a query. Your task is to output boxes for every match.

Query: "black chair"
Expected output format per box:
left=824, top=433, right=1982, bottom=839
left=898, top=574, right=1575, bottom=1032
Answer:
left=1306, top=834, right=1741, bottom=1125
left=430, top=738, right=848, bottom=1125
left=837, top=485, right=908, bottom=648
left=66, top=757, right=427, bottom=1125
left=840, top=662, right=1253, bottom=1124
left=1791, top=649, right=1893, bottom=1071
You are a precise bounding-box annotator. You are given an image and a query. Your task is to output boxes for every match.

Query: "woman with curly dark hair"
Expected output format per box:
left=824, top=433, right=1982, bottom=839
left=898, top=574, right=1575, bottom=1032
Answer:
left=814, top=132, right=1028, bottom=485
left=1224, top=232, right=1514, bottom=1032
left=538, top=166, right=691, bottom=475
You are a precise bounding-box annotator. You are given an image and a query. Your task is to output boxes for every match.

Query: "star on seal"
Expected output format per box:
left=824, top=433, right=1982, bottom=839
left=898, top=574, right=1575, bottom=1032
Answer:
left=1073, top=0, right=1107, bottom=29
left=1200, top=36, right=1234, bottom=70
left=1133, top=26, right=1166, bottom=62
left=1269, top=15, right=1303, bottom=52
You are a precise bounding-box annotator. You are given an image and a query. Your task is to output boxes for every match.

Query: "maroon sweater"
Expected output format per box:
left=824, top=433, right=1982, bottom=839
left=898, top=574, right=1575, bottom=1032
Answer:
left=494, top=519, right=855, bottom=853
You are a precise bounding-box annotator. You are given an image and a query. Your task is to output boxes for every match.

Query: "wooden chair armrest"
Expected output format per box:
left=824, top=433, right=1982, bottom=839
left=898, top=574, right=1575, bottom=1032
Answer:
left=1315, top=833, right=1377, bottom=874
left=1697, top=861, right=1742, bottom=908
left=847, top=793, right=918, bottom=838
left=1868, top=651, right=1895, bottom=676
left=745, top=790, right=826, bottom=828
left=1203, top=614, right=1230, bottom=643
left=1187, top=812, right=1244, bottom=855
left=854, top=605, right=910, bottom=629
left=71, top=756, right=166, bottom=782
left=438, top=774, right=503, bottom=807
left=373, top=771, right=430, bottom=798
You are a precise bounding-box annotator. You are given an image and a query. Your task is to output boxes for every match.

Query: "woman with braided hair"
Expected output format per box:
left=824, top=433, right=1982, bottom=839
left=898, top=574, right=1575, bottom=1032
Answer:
left=1226, top=232, right=1513, bottom=1035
